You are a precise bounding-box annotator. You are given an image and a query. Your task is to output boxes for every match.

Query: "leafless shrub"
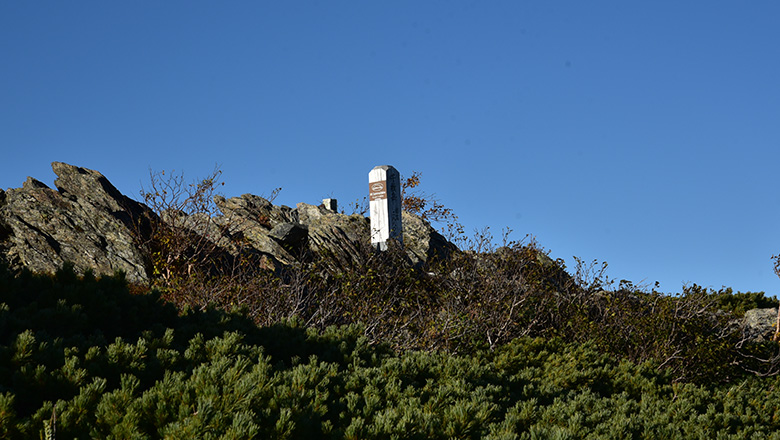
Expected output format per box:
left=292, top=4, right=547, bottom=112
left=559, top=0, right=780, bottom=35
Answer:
left=136, top=167, right=277, bottom=309
left=131, top=167, right=780, bottom=383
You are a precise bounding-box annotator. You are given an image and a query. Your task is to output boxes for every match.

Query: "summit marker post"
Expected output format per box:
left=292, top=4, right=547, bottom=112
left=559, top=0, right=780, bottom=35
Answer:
left=369, top=165, right=402, bottom=251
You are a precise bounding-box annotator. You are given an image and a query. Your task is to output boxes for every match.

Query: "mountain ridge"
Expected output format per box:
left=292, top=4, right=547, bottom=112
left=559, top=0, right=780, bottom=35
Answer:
left=0, top=162, right=455, bottom=284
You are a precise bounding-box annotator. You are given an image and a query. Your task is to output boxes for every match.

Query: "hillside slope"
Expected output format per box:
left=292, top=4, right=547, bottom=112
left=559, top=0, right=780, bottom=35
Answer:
left=2, top=265, right=780, bottom=439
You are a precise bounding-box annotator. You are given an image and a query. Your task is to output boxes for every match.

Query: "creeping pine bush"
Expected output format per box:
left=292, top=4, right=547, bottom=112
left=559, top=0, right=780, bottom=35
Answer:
left=6, top=169, right=780, bottom=437
left=4, top=264, right=780, bottom=438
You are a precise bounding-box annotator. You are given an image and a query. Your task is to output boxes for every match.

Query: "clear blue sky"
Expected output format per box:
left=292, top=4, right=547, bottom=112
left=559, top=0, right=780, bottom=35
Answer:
left=2, top=2, right=779, bottom=295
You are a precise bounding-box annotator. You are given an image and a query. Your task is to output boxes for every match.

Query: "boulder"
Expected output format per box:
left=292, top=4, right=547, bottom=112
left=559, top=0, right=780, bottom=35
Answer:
left=742, top=308, right=778, bottom=342
left=295, top=203, right=457, bottom=269
left=0, top=163, right=152, bottom=283
left=211, top=195, right=298, bottom=266
left=269, top=222, right=309, bottom=250
left=402, top=211, right=458, bottom=266
left=296, top=202, right=370, bottom=269
left=214, top=194, right=296, bottom=229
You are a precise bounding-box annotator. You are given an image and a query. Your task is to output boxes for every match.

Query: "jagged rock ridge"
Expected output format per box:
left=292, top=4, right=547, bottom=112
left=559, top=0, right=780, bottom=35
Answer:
left=0, top=162, right=456, bottom=284
left=0, top=163, right=152, bottom=283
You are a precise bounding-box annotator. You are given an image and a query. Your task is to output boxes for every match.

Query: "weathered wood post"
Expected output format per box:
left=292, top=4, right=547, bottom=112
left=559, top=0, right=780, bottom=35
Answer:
left=369, top=165, right=402, bottom=251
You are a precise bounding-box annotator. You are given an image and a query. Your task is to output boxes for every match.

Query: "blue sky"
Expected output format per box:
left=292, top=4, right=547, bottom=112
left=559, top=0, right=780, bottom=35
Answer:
left=2, top=2, right=779, bottom=295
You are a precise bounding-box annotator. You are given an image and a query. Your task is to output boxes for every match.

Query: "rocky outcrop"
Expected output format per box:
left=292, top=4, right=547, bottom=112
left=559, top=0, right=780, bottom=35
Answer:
left=402, top=211, right=457, bottom=266
left=208, top=195, right=454, bottom=270
left=0, top=162, right=457, bottom=283
left=212, top=194, right=300, bottom=266
left=0, top=163, right=152, bottom=283
left=296, top=202, right=370, bottom=269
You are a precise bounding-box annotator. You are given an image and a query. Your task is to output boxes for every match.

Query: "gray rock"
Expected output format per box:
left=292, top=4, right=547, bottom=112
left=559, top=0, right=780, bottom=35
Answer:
left=296, top=202, right=328, bottom=225
left=214, top=194, right=296, bottom=229
left=295, top=202, right=455, bottom=269
left=402, top=211, right=457, bottom=267
left=297, top=202, right=369, bottom=269
left=0, top=190, right=9, bottom=242
left=23, top=177, right=50, bottom=190
left=0, top=162, right=460, bottom=283
left=0, top=163, right=152, bottom=283
left=210, top=195, right=297, bottom=266
left=269, top=222, right=308, bottom=249
left=742, top=308, right=778, bottom=342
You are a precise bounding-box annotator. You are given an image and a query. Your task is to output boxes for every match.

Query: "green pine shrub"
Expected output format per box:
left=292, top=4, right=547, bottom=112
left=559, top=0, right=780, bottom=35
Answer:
left=4, top=169, right=780, bottom=437
left=2, top=261, right=780, bottom=438
left=709, top=287, right=778, bottom=315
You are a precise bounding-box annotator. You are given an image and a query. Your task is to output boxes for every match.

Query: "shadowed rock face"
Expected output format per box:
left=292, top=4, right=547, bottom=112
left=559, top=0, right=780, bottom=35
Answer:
left=0, top=162, right=457, bottom=283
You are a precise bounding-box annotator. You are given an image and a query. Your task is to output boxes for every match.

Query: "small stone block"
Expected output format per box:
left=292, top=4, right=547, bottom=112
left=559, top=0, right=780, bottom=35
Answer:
left=322, top=198, right=338, bottom=212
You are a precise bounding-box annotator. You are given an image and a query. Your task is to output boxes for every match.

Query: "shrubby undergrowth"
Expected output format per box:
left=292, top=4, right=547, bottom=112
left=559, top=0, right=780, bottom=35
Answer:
left=2, top=170, right=780, bottom=438
left=2, top=261, right=780, bottom=438
left=132, top=169, right=780, bottom=382
left=141, top=220, right=780, bottom=384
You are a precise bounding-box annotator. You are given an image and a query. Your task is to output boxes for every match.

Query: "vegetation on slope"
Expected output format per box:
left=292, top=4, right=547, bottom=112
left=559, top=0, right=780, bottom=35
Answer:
left=132, top=170, right=780, bottom=382
left=2, top=170, right=780, bottom=438
left=2, top=264, right=780, bottom=439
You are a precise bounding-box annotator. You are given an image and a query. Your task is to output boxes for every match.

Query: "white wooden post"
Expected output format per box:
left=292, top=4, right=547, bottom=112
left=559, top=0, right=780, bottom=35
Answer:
left=369, top=165, right=402, bottom=250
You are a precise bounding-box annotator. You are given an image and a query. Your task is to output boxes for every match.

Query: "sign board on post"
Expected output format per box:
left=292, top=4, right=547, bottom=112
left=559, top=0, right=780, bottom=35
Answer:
left=369, top=165, right=402, bottom=250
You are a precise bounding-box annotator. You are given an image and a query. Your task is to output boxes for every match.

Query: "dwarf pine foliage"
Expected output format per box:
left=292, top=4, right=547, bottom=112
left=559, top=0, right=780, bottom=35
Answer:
left=2, top=262, right=780, bottom=439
